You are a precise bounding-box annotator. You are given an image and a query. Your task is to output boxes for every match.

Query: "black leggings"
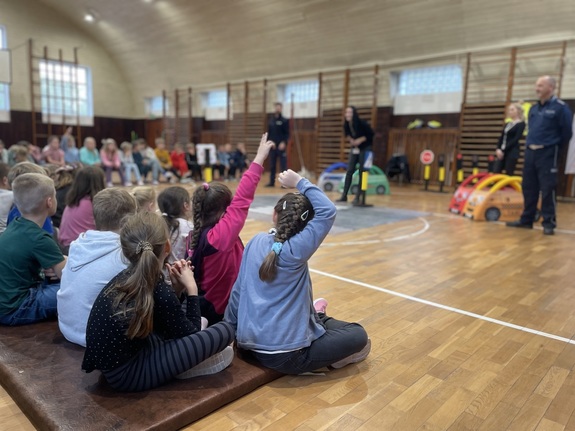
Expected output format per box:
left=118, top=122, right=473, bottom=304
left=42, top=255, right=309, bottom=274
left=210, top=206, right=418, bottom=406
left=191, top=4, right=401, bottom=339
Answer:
left=102, top=322, right=234, bottom=391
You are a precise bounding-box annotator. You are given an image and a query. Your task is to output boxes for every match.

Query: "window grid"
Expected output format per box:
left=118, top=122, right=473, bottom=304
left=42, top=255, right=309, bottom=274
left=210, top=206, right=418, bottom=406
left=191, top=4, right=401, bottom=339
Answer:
left=0, top=25, right=9, bottom=113
left=279, top=80, right=319, bottom=103
left=398, top=65, right=462, bottom=95
left=39, top=60, right=93, bottom=118
left=203, top=90, right=228, bottom=108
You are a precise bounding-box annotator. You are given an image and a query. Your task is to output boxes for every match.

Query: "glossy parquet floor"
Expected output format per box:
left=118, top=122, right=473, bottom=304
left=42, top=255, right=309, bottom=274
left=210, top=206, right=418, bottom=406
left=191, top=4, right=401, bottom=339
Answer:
left=2, top=178, right=575, bottom=431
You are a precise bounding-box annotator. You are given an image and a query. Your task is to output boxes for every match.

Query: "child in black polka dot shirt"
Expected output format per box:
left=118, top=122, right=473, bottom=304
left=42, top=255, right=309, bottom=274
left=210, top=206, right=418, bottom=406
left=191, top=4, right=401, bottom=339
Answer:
left=81, top=211, right=234, bottom=391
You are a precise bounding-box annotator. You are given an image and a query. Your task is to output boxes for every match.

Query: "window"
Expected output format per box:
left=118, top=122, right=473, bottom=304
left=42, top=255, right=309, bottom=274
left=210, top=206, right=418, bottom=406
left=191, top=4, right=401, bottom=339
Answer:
left=277, top=80, right=319, bottom=103
left=398, top=65, right=462, bottom=95
left=0, top=25, right=9, bottom=122
left=145, top=96, right=167, bottom=118
left=203, top=89, right=228, bottom=108
left=39, top=60, right=93, bottom=125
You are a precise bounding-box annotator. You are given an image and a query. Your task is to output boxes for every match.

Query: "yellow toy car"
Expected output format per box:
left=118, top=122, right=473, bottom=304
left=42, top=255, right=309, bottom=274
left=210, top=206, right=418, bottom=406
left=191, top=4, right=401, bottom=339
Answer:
left=462, top=175, right=524, bottom=222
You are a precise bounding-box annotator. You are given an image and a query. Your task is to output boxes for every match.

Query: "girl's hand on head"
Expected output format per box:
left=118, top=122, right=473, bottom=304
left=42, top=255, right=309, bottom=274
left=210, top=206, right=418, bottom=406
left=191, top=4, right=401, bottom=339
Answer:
left=253, top=133, right=274, bottom=165
left=278, top=169, right=302, bottom=189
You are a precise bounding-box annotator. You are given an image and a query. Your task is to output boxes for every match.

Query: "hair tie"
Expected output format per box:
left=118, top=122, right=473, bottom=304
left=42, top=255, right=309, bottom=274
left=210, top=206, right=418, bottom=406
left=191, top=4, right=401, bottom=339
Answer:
left=203, top=182, right=210, bottom=191
left=300, top=210, right=310, bottom=221
left=282, top=201, right=287, bottom=210
left=271, top=242, right=283, bottom=255
left=268, top=228, right=277, bottom=235
left=136, top=241, right=153, bottom=254
left=161, top=212, right=168, bottom=217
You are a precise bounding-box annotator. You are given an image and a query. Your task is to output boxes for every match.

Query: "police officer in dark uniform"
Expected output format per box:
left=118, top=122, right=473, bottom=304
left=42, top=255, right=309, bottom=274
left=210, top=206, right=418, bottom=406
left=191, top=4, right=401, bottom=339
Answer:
left=507, top=76, right=573, bottom=235
left=265, top=102, right=289, bottom=187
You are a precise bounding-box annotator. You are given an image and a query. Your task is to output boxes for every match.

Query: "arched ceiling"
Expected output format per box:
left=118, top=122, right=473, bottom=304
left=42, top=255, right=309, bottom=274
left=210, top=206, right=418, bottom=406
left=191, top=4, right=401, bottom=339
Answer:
left=37, top=0, right=575, bottom=100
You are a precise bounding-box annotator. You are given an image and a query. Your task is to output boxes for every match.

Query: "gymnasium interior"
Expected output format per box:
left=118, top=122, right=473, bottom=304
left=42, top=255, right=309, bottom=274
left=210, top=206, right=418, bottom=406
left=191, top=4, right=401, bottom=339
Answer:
left=1, top=0, right=575, bottom=429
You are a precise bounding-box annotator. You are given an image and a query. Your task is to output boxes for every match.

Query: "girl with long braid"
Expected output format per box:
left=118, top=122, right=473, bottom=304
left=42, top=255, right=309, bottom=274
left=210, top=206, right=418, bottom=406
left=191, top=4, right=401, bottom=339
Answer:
left=82, top=211, right=234, bottom=391
left=225, top=170, right=371, bottom=374
left=187, top=134, right=273, bottom=325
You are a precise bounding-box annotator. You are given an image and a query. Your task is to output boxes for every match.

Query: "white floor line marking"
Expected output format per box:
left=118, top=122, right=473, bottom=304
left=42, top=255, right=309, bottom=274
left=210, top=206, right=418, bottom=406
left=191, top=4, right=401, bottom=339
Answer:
left=310, top=268, right=575, bottom=345
left=383, top=217, right=430, bottom=242
left=322, top=217, right=431, bottom=247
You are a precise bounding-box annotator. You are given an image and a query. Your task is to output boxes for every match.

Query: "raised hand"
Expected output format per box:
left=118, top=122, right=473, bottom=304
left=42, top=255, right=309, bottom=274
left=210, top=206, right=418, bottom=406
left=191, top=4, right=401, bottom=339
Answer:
left=278, top=169, right=303, bottom=189
left=253, top=133, right=274, bottom=166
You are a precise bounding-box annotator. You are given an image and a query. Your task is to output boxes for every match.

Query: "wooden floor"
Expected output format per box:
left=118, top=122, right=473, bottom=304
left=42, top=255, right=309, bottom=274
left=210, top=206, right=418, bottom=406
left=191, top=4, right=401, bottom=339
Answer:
left=2, top=179, right=575, bottom=431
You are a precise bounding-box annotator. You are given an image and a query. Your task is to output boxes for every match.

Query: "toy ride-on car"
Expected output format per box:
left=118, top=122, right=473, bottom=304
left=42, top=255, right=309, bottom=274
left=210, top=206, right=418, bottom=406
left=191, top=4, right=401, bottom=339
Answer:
left=318, top=162, right=348, bottom=192
left=338, top=165, right=391, bottom=196
left=448, top=172, right=491, bottom=214
left=462, top=175, right=524, bottom=221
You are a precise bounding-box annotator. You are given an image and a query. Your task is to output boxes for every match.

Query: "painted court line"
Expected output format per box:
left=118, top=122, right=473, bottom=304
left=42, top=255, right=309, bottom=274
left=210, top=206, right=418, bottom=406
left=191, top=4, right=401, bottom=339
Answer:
left=310, top=268, right=575, bottom=345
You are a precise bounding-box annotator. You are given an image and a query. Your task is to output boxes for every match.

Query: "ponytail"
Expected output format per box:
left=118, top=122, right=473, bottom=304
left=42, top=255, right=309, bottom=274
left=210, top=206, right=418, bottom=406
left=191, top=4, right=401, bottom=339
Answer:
left=111, top=212, right=169, bottom=339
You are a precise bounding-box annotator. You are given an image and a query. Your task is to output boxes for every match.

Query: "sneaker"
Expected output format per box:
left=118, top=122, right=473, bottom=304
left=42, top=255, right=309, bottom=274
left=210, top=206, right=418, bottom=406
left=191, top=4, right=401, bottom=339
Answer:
left=106, top=182, right=114, bottom=188
left=152, top=180, right=159, bottom=185
left=543, top=227, right=555, bottom=235
left=313, top=298, right=328, bottom=315
left=137, top=180, right=144, bottom=186
left=506, top=220, right=533, bottom=229
left=201, top=317, right=208, bottom=330
left=330, top=339, right=371, bottom=369
left=175, top=346, right=234, bottom=379
left=264, top=183, right=275, bottom=188
left=180, top=177, right=193, bottom=184
left=124, top=182, right=133, bottom=187
left=335, top=196, right=347, bottom=203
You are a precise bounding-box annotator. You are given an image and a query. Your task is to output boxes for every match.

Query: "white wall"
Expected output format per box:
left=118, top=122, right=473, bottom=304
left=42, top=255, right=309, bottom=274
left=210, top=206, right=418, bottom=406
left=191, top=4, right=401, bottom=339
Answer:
left=0, top=0, right=135, bottom=118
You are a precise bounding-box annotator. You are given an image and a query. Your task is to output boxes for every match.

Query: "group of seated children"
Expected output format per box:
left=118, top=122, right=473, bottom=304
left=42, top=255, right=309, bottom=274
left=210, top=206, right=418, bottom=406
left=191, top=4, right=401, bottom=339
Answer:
left=0, top=133, right=370, bottom=392
left=213, top=143, right=250, bottom=181
left=2, top=134, right=212, bottom=188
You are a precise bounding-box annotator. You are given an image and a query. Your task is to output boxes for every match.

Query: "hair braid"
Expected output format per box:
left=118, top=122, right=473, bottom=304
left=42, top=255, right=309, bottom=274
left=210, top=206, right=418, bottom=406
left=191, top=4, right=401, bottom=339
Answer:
left=259, top=193, right=314, bottom=282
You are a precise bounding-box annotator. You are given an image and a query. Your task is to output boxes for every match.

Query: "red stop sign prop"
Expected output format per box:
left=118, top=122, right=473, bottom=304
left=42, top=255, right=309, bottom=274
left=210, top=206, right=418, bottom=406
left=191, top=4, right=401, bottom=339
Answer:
left=420, top=150, right=435, bottom=165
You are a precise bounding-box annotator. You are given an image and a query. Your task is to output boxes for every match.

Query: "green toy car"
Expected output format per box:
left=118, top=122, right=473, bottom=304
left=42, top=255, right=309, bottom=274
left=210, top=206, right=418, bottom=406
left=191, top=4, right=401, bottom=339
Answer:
left=338, top=165, right=391, bottom=195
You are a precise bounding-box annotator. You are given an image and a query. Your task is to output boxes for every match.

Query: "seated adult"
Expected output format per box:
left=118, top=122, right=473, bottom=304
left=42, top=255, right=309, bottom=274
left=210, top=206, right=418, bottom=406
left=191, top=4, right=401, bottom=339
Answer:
left=79, top=137, right=102, bottom=167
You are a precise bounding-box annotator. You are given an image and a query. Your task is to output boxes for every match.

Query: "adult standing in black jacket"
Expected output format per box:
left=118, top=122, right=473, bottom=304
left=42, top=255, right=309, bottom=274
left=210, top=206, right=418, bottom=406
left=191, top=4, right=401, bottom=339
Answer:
left=337, top=106, right=374, bottom=204
left=265, top=103, right=289, bottom=187
left=494, top=103, right=526, bottom=175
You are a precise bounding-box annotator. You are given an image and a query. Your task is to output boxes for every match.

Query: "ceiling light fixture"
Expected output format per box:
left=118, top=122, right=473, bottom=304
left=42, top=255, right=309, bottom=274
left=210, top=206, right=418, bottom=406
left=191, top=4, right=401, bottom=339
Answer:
left=84, top=8, right=99, bottom=23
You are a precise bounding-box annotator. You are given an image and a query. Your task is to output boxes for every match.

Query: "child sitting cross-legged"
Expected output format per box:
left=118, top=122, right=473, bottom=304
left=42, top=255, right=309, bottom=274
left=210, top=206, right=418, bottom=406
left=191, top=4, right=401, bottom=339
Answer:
left=225, top=169, right=371, bottom=373
left=57, top=188, right=137, bottom=347
left=0, top=173, right=67, bottom=325
left=82, top=211, right=234, bottom=391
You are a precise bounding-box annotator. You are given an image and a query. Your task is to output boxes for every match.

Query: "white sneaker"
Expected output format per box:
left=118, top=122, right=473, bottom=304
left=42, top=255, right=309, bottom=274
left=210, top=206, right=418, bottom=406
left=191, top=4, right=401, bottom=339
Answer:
left=106, top=182, right=114, bottom=188
left=201, top=317, right=208, bottom=330
left=124, top=182, right=133, bottom=187
left=175, top=346, right=234, bottom=379
left=330, top=339, right=371, bottom=369
left=152, top=180, right=159, bottom=185
left=137, top=180, right=144, bottom=186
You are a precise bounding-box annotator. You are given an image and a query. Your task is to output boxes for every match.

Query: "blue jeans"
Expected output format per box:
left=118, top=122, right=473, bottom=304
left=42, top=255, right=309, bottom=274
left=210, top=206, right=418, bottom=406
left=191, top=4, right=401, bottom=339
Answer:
left=252, top=314, right=368, bottom=374
left=0, top=281, right=60, bottom=326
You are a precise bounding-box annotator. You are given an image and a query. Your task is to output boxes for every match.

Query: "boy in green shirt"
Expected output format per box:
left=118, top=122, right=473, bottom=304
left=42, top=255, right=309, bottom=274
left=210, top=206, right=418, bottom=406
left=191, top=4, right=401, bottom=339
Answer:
left=0, top=173, right=66, bottom=325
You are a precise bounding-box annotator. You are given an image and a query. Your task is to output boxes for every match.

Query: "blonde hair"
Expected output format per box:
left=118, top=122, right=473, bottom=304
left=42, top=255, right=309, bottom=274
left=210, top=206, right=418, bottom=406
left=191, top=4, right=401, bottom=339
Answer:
left=120, top=141, right=133, bottom=152
left=12, top=173, right=55, bottom=215
left=132, top=186, right=156, bottom=212
left=93, top=188, right=137, bottom=231
left=7, top=162, right=47, bottom=187
left=509, top=102, right=525, bottom=122
left=101, top=138, right=118, bottom=153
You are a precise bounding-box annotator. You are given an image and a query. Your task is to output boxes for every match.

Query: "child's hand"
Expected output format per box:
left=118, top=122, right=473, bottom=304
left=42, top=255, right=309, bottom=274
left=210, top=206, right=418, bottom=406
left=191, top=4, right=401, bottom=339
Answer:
left=253, top=133, right=274, bottom=166
left=278, top=169, right=302, bottom=189
left=167, top=260, right=198, bottom=296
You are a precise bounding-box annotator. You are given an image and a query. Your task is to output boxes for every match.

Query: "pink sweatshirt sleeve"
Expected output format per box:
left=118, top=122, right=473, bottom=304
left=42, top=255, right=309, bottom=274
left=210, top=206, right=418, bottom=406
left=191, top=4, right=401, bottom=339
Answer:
left=100, top=150, right=112, bottom=167
left=206, top=162, right=263, bottom=251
